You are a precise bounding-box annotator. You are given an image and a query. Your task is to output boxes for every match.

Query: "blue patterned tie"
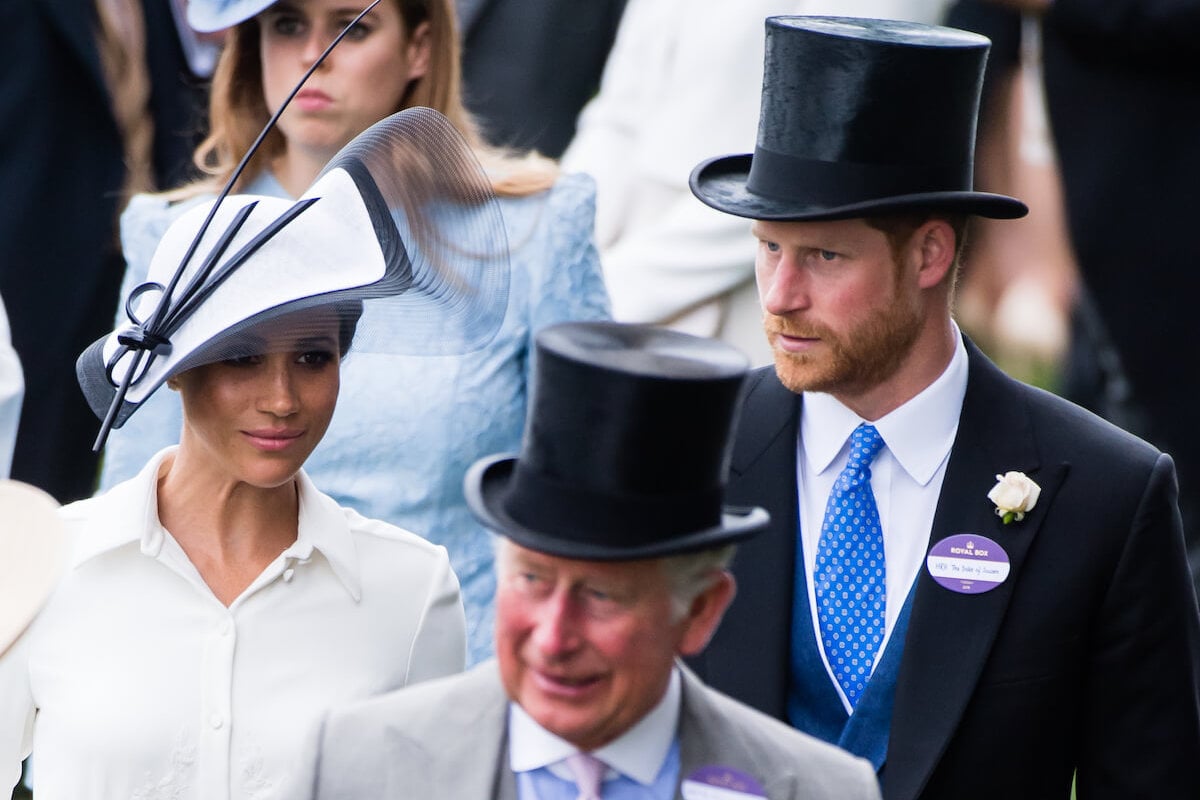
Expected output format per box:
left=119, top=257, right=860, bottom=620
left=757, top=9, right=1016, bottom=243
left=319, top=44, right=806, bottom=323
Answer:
left=815, top=423, right=886, bottom=709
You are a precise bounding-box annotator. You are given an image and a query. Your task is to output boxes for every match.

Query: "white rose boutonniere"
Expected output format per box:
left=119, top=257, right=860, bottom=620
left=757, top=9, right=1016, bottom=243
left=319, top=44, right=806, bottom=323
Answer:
left=988, top=471, right=1041, bottom=525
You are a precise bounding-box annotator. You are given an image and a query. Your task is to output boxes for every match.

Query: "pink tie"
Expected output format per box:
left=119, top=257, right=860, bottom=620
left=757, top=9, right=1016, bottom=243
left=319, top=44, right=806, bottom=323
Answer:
left=564, top=752, right=606, bottom=800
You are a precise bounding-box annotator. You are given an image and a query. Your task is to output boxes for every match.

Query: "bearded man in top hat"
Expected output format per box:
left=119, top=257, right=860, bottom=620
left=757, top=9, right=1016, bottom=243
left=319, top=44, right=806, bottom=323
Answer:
left=309, top=321, right=880, bottom=799
left=685, top=15, right=1200, bottom=800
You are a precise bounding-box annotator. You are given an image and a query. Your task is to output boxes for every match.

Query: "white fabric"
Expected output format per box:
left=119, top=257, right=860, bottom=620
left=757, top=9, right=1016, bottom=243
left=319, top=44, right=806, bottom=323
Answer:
left=509, top=667, right=681, bottom=786
left=0, top=447, right=466, bottom=799
left=798, top=326, right=967, bottom=712
left=0, top=295, right=22, bottom=478
left=562, top=0, right=952, bottom=366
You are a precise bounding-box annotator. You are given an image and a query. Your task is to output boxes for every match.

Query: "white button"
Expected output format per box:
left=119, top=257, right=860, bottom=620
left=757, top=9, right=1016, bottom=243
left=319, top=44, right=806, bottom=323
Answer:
left=209, top=714, right=224, bottom=730
left=282, top=567, right=295, bottom=583
left=219, top=621, right=232, bottom=636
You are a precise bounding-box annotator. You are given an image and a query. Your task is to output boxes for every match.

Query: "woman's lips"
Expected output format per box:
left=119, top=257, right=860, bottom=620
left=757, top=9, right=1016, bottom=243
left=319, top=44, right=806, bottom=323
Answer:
left=294, top=89, right=333, bottom=112
left=242, top=429, right=304, bottom=451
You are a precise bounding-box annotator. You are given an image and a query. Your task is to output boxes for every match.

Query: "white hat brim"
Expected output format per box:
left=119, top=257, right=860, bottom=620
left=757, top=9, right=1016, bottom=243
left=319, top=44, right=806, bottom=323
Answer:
left=0, top=481, right=69, bottom=657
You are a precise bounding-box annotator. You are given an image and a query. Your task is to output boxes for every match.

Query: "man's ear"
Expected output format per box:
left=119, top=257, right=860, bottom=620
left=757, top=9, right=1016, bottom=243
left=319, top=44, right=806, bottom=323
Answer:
left=677, top=571, right=736, bottom=657
left=913, top=219, right=957, bottom=290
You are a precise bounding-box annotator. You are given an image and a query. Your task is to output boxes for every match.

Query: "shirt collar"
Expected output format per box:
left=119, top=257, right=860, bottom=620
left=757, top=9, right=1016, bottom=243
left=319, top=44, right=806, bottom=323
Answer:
left=289, top=468, right=362, bottom=601
left=68, top=447, right=173, bottom=568
left=801, top=324, right=968, bottom=486
left=508, top=667, right=681, bottom=785
left=69, top=448, right=363, bottom=601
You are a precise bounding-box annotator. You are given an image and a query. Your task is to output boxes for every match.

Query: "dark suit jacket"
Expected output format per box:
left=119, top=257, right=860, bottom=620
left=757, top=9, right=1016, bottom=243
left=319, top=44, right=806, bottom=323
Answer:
left=0, top=0, right=204, bottom=502
left=1038, top=0, right=1200, bottom=583
left=689, top=338, right=1200, bottom=799
left=457, top=0, right=626, bottom=158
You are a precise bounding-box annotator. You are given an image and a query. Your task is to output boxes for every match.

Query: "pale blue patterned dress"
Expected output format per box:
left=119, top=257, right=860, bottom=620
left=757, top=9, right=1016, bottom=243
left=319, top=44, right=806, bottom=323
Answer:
left=99, top=170, right=611, bottom=664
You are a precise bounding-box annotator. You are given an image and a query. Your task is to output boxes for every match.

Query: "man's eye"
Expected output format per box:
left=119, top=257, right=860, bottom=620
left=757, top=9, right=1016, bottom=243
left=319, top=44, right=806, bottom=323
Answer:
left=581, top=588, right=623, bottom=619
left=819, top=250, right=838, bottom=261
left=517, top=572, right=546, bottom=589
left=764, top=241, right=781, bottom=253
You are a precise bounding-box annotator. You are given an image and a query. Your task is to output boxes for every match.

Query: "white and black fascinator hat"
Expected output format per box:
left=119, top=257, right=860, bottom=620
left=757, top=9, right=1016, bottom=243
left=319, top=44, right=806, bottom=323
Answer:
left=78, top=106, right=508, bottom=448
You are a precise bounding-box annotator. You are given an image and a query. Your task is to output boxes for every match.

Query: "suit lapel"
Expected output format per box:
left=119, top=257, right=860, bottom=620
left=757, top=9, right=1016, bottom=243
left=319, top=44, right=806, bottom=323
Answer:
left=677, top=667, right=797, bottom=799
left=386, top=664, right=516, bottom=798
left=706, top=368, right=802, bottom=717
left=884, top=340, right=1068, bottom=800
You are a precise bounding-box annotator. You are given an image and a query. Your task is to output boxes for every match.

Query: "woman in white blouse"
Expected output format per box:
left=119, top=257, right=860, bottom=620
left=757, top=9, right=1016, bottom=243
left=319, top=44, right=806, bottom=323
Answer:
left=0, top=111, right=493, bottom=799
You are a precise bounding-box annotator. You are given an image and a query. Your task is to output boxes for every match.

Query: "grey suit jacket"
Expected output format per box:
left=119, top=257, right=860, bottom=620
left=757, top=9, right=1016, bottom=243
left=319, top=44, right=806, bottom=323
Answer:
left=312, top=660, right=880, bottom=799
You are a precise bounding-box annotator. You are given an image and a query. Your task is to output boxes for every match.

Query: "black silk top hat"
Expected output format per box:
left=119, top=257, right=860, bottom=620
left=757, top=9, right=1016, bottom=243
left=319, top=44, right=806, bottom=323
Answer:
left=464, top=322, right=770, bottom=560
left=690, top=16, right=1028, bottom=221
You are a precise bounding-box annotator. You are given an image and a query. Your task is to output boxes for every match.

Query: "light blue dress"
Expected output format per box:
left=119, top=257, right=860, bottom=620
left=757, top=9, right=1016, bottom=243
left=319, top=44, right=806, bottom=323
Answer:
left=99, top=170, right=611, bottom=664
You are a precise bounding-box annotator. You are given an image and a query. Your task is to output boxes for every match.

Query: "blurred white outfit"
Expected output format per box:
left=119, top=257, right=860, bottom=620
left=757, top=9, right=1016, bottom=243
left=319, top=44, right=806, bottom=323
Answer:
left=563, top=0, right=951, bottom=365
left=0, top=448, right=465, bottom=800
left=0, top=295, right=22, bottom=478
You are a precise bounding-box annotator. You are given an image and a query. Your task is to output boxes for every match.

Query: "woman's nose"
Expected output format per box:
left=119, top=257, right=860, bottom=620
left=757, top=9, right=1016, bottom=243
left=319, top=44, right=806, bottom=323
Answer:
left=301, top=29, right=333, bottom=68
left=258, top=360, right=300, bottom=417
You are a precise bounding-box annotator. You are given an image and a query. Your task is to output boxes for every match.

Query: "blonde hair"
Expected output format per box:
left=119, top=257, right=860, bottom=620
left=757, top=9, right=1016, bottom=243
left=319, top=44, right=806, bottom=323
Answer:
left=179, top=0, right=557, bottom=199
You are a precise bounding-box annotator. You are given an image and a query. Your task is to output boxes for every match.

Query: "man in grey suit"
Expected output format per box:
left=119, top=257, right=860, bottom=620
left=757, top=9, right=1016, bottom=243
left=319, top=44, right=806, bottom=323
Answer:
left=311, top=321, right=880, bottom=799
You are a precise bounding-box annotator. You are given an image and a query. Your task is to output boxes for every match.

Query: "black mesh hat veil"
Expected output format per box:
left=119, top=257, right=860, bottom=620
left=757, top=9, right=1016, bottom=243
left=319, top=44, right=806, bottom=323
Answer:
left=77, top=107, right=509, bottom=446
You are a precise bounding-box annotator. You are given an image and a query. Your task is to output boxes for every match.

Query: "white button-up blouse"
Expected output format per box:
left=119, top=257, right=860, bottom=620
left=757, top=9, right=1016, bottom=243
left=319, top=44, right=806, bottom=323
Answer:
left=0, top=448, right=466, bottom=799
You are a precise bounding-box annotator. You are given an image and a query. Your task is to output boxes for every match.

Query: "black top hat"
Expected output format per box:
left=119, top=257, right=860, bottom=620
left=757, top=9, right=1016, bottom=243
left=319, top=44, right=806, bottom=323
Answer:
left=690, top=16, right=1027, bottom=221
left=464, top=322, right=770, bottom=560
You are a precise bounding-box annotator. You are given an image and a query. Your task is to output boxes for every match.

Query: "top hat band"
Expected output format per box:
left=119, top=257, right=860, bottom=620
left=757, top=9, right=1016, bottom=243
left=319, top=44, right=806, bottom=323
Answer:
left=503, top=462, right=724, bottom=546
left=746, top=146, right=971, bottom=205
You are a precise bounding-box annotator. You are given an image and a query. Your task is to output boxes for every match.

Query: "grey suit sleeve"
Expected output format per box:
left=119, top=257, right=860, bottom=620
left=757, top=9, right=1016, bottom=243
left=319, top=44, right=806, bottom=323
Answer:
left=312, top=703, right=440, bottom=800
left=310, top=708, right=389, bottom=800
left=787, top=751, right=880, bottom=800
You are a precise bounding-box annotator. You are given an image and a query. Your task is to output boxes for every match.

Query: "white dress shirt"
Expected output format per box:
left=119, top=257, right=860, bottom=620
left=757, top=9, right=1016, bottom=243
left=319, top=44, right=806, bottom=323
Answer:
left=510, top=667, right=681, bottom=790
left=798, top=328, right=968, bottom=712
left=0, top=448, right=466, bottom=800
left=0, top=295, right=22, bottom=478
